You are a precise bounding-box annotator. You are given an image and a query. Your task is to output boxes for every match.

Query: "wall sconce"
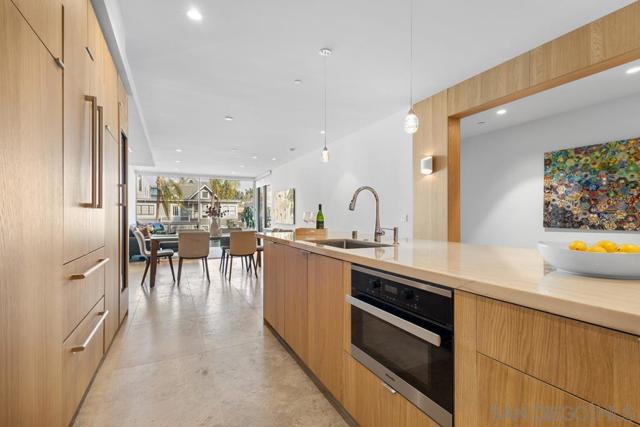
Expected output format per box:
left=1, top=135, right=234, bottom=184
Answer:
left=420, top=156, right=433, bottom=175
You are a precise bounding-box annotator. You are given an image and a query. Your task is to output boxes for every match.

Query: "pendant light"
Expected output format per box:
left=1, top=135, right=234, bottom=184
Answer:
left=404, top=0, right=419, bottom=134
left=319, top=48, right=332, bottom=162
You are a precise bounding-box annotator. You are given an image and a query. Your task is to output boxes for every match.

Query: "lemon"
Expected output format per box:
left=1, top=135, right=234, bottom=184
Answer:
left=595, top=240, right=618, bottom=253
left=568, top=240, right=588, bottom=251
left=618, top=244, right=640, bottom=253
left=587, top=245, right=607, bottom=253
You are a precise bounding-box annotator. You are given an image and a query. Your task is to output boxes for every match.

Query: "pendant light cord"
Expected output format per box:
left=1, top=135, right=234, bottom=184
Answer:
left=323, top=53, right=328, bottom=149
left=409, top=0, right=413, bottom=108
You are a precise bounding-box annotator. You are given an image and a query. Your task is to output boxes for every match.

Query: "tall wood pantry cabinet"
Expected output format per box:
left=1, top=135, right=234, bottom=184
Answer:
left=0, top=0, right=129, bottom=425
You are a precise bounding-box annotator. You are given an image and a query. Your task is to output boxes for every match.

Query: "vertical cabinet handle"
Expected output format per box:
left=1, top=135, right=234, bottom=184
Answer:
left=84, top=95, right=98, bottom=208
left=118, top=183, right=127, bottom=207
left=96, top=105, right=104, bottom=209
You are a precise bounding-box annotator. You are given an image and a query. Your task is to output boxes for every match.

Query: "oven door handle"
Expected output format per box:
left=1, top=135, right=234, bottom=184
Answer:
left=346, top=295, right=442, bottom=347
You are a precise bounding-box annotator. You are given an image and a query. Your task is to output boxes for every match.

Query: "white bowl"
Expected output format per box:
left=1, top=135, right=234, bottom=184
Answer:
left=537, top=241, right=640, bottom=280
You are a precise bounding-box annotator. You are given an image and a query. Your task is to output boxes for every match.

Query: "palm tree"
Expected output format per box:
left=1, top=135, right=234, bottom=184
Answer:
left=208, top=179, right=240, bottom=200
left=155, top=176, right=184, bottom=220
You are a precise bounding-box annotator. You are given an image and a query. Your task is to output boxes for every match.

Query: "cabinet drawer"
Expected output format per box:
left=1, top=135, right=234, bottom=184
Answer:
left=477, top=297, right=640, bottom=423
left=478, top=354, right=636, bottom=427
left=62, top=297, right=107, bottom=424
left=63, top=248, right=108, bottom=338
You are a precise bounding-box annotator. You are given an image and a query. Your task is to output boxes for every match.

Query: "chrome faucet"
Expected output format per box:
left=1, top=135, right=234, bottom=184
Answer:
left=349, top=186, right=384, bottom=242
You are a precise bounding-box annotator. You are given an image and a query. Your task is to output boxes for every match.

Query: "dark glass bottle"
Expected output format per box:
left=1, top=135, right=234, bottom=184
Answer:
left=316, top=204, right=325, bottom=229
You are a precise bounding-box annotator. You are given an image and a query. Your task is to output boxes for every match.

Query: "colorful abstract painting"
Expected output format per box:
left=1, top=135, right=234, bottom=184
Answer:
left=543, top=138, right=640, bottom=231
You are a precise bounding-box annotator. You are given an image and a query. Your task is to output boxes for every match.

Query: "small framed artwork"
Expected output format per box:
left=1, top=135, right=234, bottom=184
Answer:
left=273, top=188, right=295, bottom=225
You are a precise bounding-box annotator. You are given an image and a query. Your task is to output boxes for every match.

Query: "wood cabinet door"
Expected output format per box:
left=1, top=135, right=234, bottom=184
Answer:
left=343, top=353, right=394, bottom=427
left=11, top=0, right=62, bottom=57
left=263, top=241, right=285, bottom=335
left=307, top=254, right=346, bottom=402
left=0, top=1, right=64, bottom=425
left=63, top=0, right=104, bottom=263
left=103, top=133, right=120, bottom=347
left=102, top=38, right=118, bottom=138
left=283, top=246, right=308, bottom=362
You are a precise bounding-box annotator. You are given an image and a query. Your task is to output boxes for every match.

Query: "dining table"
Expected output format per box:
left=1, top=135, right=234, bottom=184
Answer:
left=147, top=234, right=230, bottom=287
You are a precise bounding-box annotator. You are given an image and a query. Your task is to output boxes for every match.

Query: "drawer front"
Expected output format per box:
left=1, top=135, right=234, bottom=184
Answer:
left=477, top=297, right=640, bottom=423
left=63, top=248, right=107, bottom=338
left=62, top=297, right=107, bottom=425
left=478, top=354, right=636, bottom=427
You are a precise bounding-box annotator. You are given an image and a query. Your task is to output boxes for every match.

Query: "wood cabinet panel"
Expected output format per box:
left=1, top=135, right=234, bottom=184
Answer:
left=117, top=76, right=129, bottom=134
left=0, top=2, right=64, bottom=425
left=63, top=248, right=106, bottom=339
left=283, top=246, right=308, bottom=362
left=413, top=91, right=450, bottom=241
left=477, top=296, right=565, bottom=385
left=454, top=290, right=479, bottom=427
left=11, top=0, right=62, bottom=57
left=63, top=0, right=104, bottom=263
left=263, top=241, right=285, bottom=335
left=307, top=254, right=346, bottom=402
left=62, top=297, right=106, bottom=425
left=477, top=296, right=640, bottom=424
left=103, top=132, right=120, bottom=347
left=477, top=354, right=637, bottom=427
left=447, top=53, right=530, bottom=116
left=102, top=46, right=118, bottom=139
left=344, top=354, right=437, bottom=427
left=590, top=2, right=640, bottom=64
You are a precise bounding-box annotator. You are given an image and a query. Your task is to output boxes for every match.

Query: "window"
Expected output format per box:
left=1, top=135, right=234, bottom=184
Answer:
left=201, top=190, right=209, bottom=199
left=136, top=204, right=155, bottom=216
left=172, top=205, right=180, bottom=217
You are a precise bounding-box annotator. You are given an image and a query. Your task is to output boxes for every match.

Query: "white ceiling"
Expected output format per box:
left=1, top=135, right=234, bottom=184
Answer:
left=461, top=59, right=640, bottom=139
left=119, top=0, right=635, bottom=177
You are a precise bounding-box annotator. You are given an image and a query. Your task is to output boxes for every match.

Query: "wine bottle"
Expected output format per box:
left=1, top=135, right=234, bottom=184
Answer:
left=316, top=204, right=325, bottom=229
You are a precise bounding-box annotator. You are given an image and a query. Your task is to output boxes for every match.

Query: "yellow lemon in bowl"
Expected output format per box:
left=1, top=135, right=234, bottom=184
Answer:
left=586, top=245, right=608, bottom=253
left=619, top=244, right=640, bottom=253
left=595, top=240, right=618, bottom=253
left=568, top=240, right=588, bottom=251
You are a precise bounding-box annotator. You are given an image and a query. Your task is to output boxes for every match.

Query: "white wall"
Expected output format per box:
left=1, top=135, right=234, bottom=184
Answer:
left=257, top=111, right=413, bottom=238
left=461, top=93, right=640, bottom=248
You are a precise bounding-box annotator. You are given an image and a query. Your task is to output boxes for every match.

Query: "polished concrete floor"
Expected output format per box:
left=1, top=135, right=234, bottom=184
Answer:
left=73, top=258, right=349, bottom=427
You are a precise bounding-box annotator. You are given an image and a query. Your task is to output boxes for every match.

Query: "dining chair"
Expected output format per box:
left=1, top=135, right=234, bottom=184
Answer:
left=219, top=227, right=242, bottom=271
left=134, top=229, right=175, bottom=285
left=177, top=230, right=211, bottom=285
left=225, top=231, right=258, bottom=279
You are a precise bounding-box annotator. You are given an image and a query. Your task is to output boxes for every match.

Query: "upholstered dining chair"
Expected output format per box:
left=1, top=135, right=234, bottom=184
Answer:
left=219, top=227, right=242, bottom=271
left=224, top=231, right=258, bottom=279
left=177, top=231, right=211, bottom=285
left=134, top=229, right=175, bottom=285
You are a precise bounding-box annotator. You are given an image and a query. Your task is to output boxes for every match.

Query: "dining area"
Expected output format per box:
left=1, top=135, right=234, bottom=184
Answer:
left=132, top=229, right=264, bottom=287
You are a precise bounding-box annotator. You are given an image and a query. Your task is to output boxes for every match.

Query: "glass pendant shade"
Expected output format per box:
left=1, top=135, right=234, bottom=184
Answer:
left=321, top=146, right=330, bottom=163
left=404, top=109, right=419, bottom=134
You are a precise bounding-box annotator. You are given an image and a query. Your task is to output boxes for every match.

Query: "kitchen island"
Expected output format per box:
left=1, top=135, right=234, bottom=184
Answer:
left=259, top=231, right=640, bottom=427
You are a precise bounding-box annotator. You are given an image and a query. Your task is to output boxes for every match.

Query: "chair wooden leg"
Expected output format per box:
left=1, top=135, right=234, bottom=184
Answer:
left=219, top=250, right=225, bottom=271
left=257, top=251, right=262, bottom=267
left=141, top=259, right=150, bottom=286
left=203, top=257, right=210, bottom=283
left=177, top=257, right=184, bottom=286
left=168, top=256, right=176, bottom=282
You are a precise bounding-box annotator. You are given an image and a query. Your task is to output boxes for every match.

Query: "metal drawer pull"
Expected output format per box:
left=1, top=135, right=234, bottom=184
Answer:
left=96, top=105, right=104, bottom=209
left=84, top=95, right=98, bottom=208
left=382, top=382, right=397, bottom=394
left=346, top=295, right=442, bottom=347
left=70, top=310, right=109, bottom=353
left=70, top=258, right=110, bottom=280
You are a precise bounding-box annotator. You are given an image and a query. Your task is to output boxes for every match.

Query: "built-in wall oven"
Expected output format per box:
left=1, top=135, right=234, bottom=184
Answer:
left=347, top=265, right=454, bottom=427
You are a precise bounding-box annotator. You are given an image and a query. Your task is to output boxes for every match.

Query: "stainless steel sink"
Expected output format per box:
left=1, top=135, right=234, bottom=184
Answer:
left=311, top=239, right=393, bottom=249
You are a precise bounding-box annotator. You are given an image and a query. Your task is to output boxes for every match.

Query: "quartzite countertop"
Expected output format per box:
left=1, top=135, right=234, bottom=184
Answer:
left=258, top=231, right=640, bottom=336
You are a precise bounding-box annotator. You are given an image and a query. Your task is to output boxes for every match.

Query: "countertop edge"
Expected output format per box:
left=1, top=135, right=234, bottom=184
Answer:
left=259, top=233, right=640, bottom=336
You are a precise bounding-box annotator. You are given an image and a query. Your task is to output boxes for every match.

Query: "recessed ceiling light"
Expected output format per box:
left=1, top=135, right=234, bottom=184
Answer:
left=187, top=8, right=202, bottom=21
left=319, top=130, right=326, bottom=135
left=496, top=109, right=507, bottom=115
left=626, top=66, right=640, bottom=75
left=175, top=160, right=182, bottom=163
left=128, top=147, right=132, bottom=153
left=293, top=79, right=302, bottom=85
left=224, top=116, right=234, bottom=121
left=272, top=157, right=276, bottom=161
left=175, top=148, right=182, bottom=152
left=251, top=155, right=257, bottom=159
